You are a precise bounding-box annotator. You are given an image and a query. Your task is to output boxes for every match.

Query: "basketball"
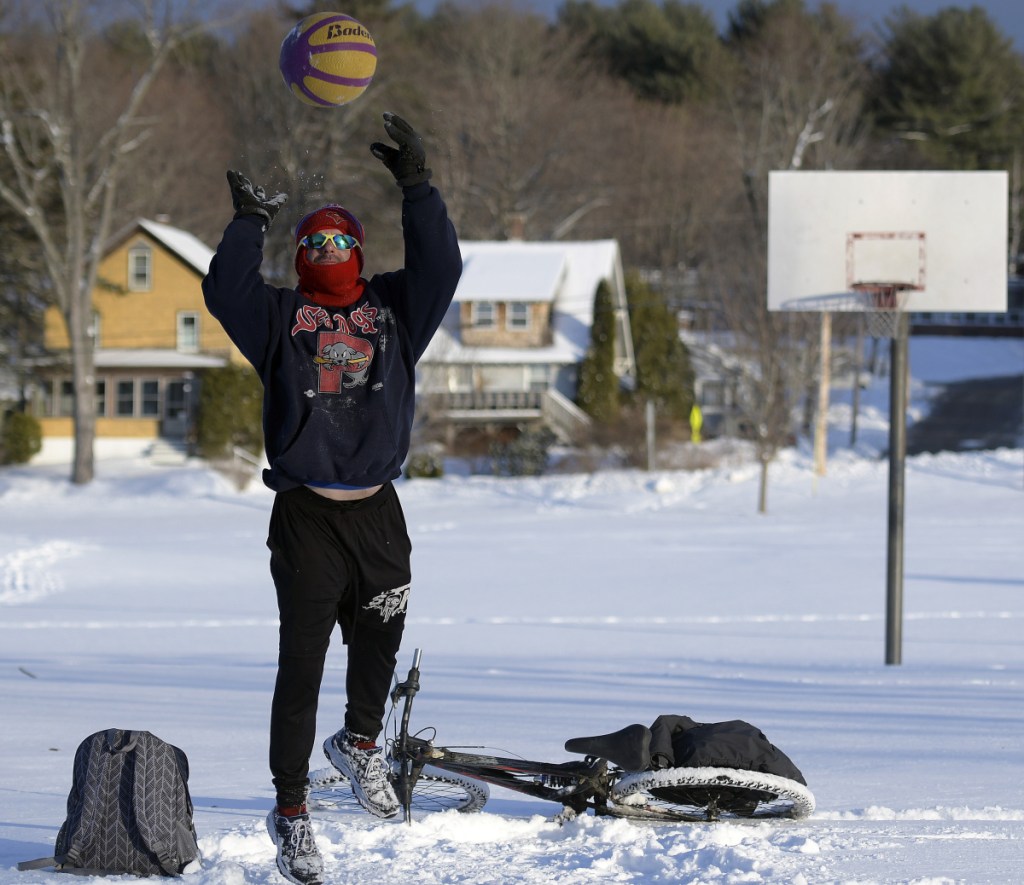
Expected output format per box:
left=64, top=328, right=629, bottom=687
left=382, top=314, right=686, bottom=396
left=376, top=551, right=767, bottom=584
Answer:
left=279, top=12, right=377, bottom=108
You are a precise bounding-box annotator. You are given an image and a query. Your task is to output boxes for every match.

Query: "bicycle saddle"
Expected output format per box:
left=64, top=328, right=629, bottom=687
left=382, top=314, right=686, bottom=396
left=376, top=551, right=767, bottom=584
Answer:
left=564, top=723, right=652, bottom=771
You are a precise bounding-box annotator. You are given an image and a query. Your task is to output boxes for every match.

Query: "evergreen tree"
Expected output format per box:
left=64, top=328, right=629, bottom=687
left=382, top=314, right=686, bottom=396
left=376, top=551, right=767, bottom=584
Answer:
left=871, top=7, right=1024, bottom=170
left=577, top=281, right=620, bottom=423
left=0, top=204, right=49, bottom=409
left=558, top=0, right=720, bottom=104
left=625, top=273, right=694, bottom=422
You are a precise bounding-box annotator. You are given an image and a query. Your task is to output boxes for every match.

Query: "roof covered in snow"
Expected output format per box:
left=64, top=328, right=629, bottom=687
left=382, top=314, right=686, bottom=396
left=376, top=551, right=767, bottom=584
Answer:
left=420, top=240, right=623, bottom=366
left=138, top=219, right=215, bottom=275
left=456, top=249, right=568, bottom=303
left=106, top=219, right=215, bottom=276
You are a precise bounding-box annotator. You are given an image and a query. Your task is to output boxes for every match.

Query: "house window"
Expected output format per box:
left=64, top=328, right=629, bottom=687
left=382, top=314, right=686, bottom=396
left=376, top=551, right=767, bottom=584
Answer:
left=57, top=380, right=74, bottom=417
left=116, top=380, right=135, bottom=416
left=141, top=380, right=160, bottom=416
left=445, top=365, right=472, bottom=392
left=128, top=244, right=152, bottom=291
left=507, top=302, right=530, bottom=331
left=177, top=312, right=199, bottom=352
left=701, top=381, right=725, bottom=407
left=96, top=379, right=107, bottom=417
left=471, top=302, right=496, bottom=328
left=527, top=364, right=549, bottom=391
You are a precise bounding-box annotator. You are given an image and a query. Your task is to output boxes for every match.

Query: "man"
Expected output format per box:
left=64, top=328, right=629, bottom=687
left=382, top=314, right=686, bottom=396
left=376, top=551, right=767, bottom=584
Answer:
left=202, top=113, right=461, bottom=885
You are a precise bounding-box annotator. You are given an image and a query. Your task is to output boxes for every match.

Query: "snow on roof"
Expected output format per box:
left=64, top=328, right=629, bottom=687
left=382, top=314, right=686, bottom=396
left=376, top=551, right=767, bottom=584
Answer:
left=94, top=349, right=227, bottom=370
left=457, top=248, right=567, bottom=303
left=136, top=219, right=215, bottom=275
left=421, top=239, right=622, bottom=367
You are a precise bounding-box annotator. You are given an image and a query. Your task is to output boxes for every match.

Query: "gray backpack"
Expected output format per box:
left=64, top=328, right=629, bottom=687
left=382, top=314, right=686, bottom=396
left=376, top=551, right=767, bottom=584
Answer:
left=19, top=729, right=200, bottom=876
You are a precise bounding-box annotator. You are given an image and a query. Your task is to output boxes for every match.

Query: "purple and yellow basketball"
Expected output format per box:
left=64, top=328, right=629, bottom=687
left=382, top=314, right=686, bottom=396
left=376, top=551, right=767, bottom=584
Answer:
left=279, top=13, right=377, bottom=108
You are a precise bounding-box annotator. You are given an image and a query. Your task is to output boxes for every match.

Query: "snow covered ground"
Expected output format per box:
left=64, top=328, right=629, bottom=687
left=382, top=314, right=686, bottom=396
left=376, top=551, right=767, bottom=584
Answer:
left=1, top=336, right=1022, bottom=883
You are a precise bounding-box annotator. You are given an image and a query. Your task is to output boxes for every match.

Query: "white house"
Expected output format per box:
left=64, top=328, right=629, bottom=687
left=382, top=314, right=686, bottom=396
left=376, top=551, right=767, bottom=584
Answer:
left=418, top=239, right=635, bottom=441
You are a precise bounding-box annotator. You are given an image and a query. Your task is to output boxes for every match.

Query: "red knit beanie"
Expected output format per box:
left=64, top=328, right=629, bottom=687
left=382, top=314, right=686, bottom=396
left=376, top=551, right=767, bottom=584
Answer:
left=294, top=205, right=365, bottom=248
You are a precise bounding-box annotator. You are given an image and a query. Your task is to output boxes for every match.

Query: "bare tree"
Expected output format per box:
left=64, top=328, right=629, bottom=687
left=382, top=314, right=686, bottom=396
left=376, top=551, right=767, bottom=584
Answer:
left=420, top=5, right=636, bottom=243
left=701, top=0, right=870, bottom=511
left=118, top=61, right=236, bottom=245
left=0, top=0, right=218, bottom=483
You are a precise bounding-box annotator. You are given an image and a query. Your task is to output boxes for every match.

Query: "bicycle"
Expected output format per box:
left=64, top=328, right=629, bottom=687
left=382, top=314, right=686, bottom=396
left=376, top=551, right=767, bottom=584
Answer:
left=307, top=649, right=816, bottom=824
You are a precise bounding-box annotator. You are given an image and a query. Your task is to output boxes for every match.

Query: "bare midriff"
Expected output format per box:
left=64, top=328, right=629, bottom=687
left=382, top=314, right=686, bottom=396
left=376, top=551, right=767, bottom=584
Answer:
left=305, top=484, right=383, bottom=501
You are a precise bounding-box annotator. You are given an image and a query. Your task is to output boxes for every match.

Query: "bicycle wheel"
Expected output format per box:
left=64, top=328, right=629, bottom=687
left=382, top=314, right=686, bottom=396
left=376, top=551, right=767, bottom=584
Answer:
left=306, top=764, right=488, bottom=815
left=609, top=766, right=815, bottom=822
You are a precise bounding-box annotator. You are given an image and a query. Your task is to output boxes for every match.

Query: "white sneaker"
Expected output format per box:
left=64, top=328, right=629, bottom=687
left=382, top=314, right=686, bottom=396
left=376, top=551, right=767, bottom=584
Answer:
left=266, top=807, right=324, bottom=885
left=323, top=728, right=399, bottom=819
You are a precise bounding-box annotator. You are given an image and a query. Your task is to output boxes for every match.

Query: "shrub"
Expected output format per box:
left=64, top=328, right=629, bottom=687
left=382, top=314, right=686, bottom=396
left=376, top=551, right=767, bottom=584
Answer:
left=491, top=427, right=555, bottom=476
left=405, top=450, right=444, bottom=479
left=1, top=411, right=43, bottom=465
left=196, top=365, right=263, bottom=459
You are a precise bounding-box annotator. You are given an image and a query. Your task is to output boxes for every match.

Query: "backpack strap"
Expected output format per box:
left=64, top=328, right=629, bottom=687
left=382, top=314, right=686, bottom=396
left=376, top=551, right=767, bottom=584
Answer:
left=16, top=856, right=58, bottom=871
left=54, top=730, right=126, bottom=869
left=18, top=861, right=122, bottom=876
left=131, top=732, right=188, bottom=875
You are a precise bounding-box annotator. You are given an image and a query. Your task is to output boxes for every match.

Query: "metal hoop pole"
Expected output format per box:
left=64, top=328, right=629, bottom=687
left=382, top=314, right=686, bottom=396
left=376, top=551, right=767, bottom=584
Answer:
left=885, top=314, right=909, bottom=665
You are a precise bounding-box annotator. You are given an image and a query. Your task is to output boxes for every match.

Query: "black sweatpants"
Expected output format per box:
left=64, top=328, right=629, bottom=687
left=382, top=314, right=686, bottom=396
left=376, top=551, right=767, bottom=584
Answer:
left=266, top=482, right=411, bottom=806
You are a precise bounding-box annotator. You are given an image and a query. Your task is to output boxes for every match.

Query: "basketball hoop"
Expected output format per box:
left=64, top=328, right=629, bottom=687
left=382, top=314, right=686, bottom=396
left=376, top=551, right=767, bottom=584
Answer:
left=851, top=283, right=913, bottom=339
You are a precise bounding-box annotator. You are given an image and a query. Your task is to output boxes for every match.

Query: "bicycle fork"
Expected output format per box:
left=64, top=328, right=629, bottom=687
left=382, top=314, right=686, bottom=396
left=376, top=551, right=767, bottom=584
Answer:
left=391, top=648, right=423, bottom=825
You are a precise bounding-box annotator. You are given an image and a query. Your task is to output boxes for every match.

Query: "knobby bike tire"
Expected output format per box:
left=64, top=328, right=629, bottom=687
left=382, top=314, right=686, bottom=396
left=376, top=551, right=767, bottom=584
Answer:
left=609, top=766, right=816, bottom=822
left=306, top=765, right=489, bottom=815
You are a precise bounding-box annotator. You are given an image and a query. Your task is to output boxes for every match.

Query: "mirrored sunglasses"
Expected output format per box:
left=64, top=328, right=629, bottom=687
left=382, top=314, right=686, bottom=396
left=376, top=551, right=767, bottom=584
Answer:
left=300, top=232, right=359, bottom=251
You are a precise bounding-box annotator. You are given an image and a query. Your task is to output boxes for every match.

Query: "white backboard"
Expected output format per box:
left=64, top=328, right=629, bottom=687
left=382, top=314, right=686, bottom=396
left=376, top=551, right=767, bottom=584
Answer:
left=767, top=171, right=1008, bottom=312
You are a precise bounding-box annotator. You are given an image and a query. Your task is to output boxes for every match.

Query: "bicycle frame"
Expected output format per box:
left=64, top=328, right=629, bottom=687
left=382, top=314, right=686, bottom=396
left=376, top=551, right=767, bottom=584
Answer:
left=389, top=649, right=616, bottom=823
left=405, top=737, right=610, bottom=808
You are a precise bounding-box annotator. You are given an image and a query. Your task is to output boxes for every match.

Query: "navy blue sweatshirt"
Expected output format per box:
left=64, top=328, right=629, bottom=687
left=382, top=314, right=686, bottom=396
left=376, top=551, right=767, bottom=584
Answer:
left=202, top=182, right=462, bottom=491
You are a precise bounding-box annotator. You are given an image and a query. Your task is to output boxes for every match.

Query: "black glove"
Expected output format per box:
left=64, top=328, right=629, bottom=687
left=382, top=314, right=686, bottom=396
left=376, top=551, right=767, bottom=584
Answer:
left=370, top=112, right=432, bottom=188
left=226, top=170, right=288, bottom=229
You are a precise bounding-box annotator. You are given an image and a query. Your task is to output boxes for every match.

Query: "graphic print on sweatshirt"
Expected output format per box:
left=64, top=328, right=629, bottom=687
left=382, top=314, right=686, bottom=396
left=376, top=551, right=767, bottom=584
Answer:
left=291, top=302, right=378, bottom=394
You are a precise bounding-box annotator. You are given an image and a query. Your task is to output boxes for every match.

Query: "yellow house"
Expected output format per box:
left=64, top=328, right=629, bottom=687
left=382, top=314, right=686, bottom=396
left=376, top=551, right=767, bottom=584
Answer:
left=33, top=218, right=244, bottom=457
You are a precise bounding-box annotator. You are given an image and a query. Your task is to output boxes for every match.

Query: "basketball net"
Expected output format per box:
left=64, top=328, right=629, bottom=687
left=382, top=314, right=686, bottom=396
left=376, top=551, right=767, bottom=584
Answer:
left=850, top=284, right=912, bottom=339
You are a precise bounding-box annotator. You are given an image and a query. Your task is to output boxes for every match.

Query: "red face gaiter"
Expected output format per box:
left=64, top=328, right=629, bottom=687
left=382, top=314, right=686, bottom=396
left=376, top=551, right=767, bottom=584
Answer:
left=296, top=251, right=365, bottom=308
left=293, top=205, right=367, bottom=308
